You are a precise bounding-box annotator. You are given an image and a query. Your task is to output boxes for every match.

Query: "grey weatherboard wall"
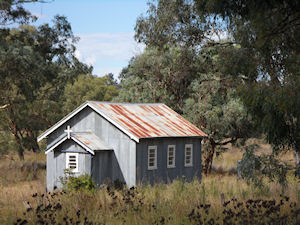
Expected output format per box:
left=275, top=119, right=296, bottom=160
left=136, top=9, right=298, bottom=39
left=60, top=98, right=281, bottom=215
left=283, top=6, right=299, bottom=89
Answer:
left=91, top=151, right=124, bottom=186
left=45, top=104, right=203, bottom=190
left=46, top=140, right=92, bottom=190
left=46, top=106, right=136, bottom=190
left=136, top=137, right=202, bottom=185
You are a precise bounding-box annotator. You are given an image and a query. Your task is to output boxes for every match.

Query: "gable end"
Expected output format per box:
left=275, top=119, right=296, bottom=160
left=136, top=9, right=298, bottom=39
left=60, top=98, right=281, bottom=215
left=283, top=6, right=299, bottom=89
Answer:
left=37, top=102, right=139, bottom=143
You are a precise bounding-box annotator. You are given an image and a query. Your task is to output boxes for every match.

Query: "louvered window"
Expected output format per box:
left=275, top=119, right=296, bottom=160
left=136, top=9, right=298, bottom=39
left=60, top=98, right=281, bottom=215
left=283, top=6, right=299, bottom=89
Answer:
left=185, top=144, right=193, bottom=167
left=167, top=145, right=176, bottom=168
left=66, top=153, right=79, bottom=173
left=148, top=146, right=157, bottom=170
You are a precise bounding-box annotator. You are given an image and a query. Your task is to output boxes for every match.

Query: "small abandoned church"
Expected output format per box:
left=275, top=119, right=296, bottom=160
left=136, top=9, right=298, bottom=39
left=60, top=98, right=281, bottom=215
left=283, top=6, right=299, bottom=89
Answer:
left=37, top=101, right=207, bottom=190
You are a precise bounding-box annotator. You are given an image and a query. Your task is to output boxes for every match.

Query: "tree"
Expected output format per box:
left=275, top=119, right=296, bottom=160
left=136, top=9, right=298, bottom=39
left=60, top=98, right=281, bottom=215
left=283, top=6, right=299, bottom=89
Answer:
left=184, top=76, right=253, bottom=174
left=0, top=0, right=39, bottom=26
left=239, top=78, right=300, bottom=176
left=193, top=0, right=300, bottom=176
left=63, top=74, right=119, bottom=114
left=134, top=0, right=300, bottom=177
left=118, top=45, right=254, bottom=174
left=0, top=4, right=90, bottom=159
left=117, top=46, right=201, bottom=113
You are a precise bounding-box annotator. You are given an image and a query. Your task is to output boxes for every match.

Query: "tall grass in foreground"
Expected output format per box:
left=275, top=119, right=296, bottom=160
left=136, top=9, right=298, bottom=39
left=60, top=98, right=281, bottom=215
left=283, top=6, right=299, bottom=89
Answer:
left=1, top=175, right=299, bottom=225
left=0, top=147, right=298, bottom=224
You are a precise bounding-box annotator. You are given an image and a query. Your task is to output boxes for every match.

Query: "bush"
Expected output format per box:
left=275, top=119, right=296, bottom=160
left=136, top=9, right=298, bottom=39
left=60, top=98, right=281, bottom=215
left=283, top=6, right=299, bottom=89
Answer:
left=238, top=145, right=290, bottom=190
left=63, top=173, right=96, bottom=192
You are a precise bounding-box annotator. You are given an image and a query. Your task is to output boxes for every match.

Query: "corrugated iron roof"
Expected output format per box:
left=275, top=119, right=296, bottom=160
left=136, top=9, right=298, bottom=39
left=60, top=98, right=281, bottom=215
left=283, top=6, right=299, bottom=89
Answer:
left=38, top=101, right=207, bottom=143
left=45, top=131, right=112, bottom=155
left=72, top=132, right=112, bottom=151
left=89, top=101, right=207, bottom=139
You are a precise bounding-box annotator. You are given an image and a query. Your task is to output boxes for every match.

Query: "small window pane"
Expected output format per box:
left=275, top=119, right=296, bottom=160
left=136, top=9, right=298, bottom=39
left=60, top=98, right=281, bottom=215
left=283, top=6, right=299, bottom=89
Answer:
left=185, top=144, right=193, bottom=167
left=148, top=146, right=157, bottom=170
left=66, top=153, right=78, bottom=172
left=167, top=145, right=176, bottom=168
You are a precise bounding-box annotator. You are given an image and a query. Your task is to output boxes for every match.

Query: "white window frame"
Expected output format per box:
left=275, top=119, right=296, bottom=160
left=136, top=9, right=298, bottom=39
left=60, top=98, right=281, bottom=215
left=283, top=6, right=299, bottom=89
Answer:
left=185, top=144, right=193, bottom=167
left=148, top=146, right=157, bottom=170
left=167, top=145, right=176, bottom=168
left=66, top=153, right=79, bottom=173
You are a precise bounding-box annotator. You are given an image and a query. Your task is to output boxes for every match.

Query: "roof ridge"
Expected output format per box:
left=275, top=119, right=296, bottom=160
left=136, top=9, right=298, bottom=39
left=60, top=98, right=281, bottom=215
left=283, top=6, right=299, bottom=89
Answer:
left=87, top=101, right=165, bottom=105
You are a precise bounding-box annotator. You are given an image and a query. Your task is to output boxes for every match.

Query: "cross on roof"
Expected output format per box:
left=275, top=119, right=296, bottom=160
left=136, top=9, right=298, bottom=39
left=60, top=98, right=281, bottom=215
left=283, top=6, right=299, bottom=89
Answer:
left=64, top=125, right=73, bottom=139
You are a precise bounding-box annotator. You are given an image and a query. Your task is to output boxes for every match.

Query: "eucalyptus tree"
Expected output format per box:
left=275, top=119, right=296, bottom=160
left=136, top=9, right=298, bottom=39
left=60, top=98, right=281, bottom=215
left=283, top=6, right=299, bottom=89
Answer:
left=63, top=74, right=119, bottom=114
left=117, top=45, right=254, bottom=174
left=195, top=0, right=300, bottom=176
left=134, top=0, right=300, bottom=176
left=0, top=1, right=90, bottom=159
left=117, top=46, right=201, bottom=113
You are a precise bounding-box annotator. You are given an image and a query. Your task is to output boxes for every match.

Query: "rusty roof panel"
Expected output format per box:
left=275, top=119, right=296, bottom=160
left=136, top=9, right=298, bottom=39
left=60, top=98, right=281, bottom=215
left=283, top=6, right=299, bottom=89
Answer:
left=72, top=132, right=112, bottom=151
left=89, top=101, right=207, bottom=139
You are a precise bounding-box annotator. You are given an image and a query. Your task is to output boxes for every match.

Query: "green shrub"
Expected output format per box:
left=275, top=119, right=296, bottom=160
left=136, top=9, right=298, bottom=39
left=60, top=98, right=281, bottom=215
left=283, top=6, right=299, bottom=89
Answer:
left=63, top=172, right=96, bottom=192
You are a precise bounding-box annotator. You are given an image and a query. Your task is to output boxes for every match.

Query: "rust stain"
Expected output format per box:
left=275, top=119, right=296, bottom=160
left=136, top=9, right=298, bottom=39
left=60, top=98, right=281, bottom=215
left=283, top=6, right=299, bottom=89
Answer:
left=111, top=105, right=151, bottom=135
left=149, top=105, right=165, bottom=116
left=90, top=102, right=206, bottom=138
left=140, top=105, right=152, bottom=113
left=117, top=117, right=147, bottom=138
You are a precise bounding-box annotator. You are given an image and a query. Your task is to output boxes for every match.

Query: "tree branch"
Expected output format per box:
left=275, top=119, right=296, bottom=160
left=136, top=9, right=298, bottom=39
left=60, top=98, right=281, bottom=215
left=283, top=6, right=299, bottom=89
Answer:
left=215, top=138, right=237, bottom=146
left=0, top=104, right=9, bottom=110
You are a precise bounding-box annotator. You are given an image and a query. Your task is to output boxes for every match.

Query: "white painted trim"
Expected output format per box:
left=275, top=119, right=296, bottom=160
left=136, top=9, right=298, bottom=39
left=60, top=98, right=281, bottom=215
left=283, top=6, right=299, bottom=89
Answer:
left=148, top=146, right=157, bottom=170
left=45, top=136, right=68, bottom=154
left=66, top=152, right=79, bottom=173
left=184, top=144, right=193, bottom=167
left=45, top=135, right=95, bottom=155
left=37, top=101, right=140, bottom=143
left=167, top=145, right=176, bottom=168
left=38, top=102, right=89, bottom=142
left=70, top=136, right=94, bottom=155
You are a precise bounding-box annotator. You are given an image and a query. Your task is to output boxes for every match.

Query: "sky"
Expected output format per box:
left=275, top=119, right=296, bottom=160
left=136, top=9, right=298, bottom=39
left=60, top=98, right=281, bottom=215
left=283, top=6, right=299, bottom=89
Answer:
left=25, top=0, right=148, bottom=77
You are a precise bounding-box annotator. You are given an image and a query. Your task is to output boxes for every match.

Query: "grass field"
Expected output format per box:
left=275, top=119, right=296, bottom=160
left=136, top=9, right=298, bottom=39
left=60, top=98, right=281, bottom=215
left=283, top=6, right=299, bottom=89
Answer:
left=0, top=141, right=299, bottom=224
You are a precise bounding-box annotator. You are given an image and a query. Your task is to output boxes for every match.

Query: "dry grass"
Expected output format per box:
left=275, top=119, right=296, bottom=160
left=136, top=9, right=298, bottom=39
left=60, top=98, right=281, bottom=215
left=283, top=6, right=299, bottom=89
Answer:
left=212, top=139, right=295, bottom=174
left=1, top=175, right=298, bottom=224
left=0, top=152, right=45, bottom=186
left=0, top=142, right=299, bottom=224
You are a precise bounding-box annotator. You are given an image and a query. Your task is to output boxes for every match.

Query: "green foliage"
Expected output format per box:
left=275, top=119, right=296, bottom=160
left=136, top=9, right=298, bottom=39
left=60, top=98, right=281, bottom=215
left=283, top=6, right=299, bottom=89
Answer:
left=0, top=131, right=16, bottom=157
left=0, top=0, right=38, bottom=26
left=63, top=74, right=119, bottom=113
left=65, top=174, right=96, bottom=192
left=239, top=80, right=300, bottom=154
left=194, top=0, right=300, bottom=175
left=118, top=44, right=254, bottom=174
left=133, top=0, right=300, bottom=180
left=0, top=0, right=91, bottom=158
left=135, top=0, right=214, bottom=48
left=183, top=76, right=252, bottom=143
left=61, top=169, right=96, bottom=192
left=117, top=46, right=200, bottom=113
left=238, top=145, right=290, bottom=189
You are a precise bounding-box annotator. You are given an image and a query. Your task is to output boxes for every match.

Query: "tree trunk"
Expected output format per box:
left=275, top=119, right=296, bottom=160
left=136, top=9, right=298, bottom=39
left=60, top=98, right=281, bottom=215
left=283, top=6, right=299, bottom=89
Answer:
left=203, top=138, right=216, bottom=175
left=31, top=139, right=40, bottom=152
left=12, top=124, right=24, bottom=160
left=294, top=150, right=300, bottom=178
left=17, top=145, right=24, bottom=160
left=27, top=130, right=40, bottom=152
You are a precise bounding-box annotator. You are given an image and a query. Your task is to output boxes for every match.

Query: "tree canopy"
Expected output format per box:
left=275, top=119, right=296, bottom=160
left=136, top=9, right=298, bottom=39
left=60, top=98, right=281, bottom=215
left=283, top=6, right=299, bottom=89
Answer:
left=132, top=0, right=300, bottom=177
left=0, top=1, right=91, bottom=158
left=117, top=44, right=254, bottom=174
left=63, top=74, right=119, bottom=114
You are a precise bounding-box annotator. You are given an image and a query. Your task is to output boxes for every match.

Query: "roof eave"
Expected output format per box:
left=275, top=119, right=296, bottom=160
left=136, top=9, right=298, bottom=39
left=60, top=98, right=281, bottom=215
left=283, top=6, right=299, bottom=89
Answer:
left=45, top=135, right=95, bottom=155
left=37, top=101, right=140, bottom=143
left=37, top=101, right=90, bottom=142
left=139, top=135, right=207, bottom=139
